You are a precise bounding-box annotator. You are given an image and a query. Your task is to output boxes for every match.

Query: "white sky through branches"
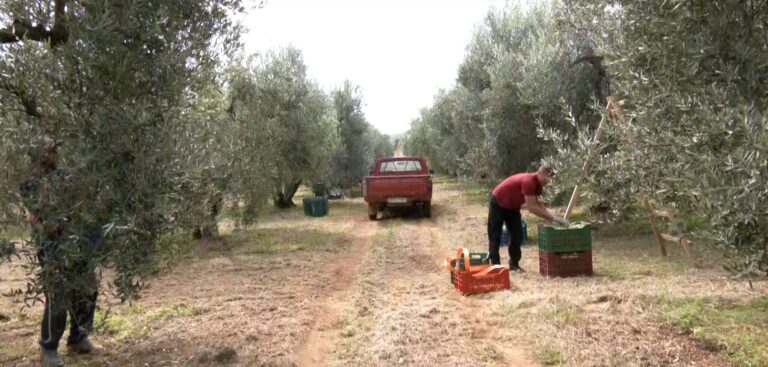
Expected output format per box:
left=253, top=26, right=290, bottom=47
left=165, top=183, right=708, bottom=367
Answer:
left=242, top=0, right=504, bottom=136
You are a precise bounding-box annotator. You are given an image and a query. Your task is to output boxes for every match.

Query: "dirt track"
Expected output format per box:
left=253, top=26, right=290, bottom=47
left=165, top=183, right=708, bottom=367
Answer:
left=1, top=180, right=764, bottom=366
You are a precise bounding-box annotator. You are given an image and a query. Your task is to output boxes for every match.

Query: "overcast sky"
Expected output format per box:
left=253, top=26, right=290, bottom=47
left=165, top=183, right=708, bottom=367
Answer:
left=242, top=0, right=505, bottom=136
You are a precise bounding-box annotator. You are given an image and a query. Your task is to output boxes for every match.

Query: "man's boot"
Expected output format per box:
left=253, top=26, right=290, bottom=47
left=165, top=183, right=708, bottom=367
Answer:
left=67, top=336, right=99, bottom=354
left=509, top=262, right=525, bottom=273
left=41, top=347, right=64, bottom=367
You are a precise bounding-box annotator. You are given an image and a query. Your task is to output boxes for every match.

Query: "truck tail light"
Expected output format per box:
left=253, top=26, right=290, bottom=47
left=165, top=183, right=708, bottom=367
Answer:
left=362, top=180, right=367, bottom=196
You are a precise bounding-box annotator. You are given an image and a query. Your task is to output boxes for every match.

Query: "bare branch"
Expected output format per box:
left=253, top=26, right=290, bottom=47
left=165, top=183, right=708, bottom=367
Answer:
left=0, top=19, right=51, bottom=43
left=0, top=82, right=43, bottom=118
left=0, top=0, right=68, bottom=46
left=51, top=0, right=69, bottom=46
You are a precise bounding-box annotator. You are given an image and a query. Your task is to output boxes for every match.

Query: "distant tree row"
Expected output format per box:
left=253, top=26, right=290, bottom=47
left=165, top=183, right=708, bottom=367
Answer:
left=404, top=2, right=604, bottom=184
left=406, top=0, right=768, bottom=274
left=0, top=0, right=392, bottom=302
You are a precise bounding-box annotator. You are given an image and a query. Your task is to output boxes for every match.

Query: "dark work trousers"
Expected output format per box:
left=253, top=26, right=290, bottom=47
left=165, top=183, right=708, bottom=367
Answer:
left=38, top=236, right=98, bottom=350
left=487, top=195, right=523, bottom=266
left=40, top=283, right=97, bottom=350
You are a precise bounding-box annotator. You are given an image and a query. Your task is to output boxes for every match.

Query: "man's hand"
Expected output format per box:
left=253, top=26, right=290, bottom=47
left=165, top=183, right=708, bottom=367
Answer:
left=551, top=216, right=570, bottom=226
left=26, top=211, right=44, bottom=231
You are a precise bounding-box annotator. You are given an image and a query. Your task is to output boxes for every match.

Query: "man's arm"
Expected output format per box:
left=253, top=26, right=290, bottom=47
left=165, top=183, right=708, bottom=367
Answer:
left=524, top=196, right=569, bottom=225
left=524, top=195, right=554, bottom=221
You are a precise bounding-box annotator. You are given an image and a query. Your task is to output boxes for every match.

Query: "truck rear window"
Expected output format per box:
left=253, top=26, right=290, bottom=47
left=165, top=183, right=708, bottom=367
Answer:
left=379, top=160, right=423, bottom=173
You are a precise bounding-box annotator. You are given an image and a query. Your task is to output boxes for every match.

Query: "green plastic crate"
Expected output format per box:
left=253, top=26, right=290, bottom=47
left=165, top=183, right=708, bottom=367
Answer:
left=303, top=196, right=329, bottom=217
left=449, top=252, right=490, bottom=284
left=537, top=222, right=592, bottom=253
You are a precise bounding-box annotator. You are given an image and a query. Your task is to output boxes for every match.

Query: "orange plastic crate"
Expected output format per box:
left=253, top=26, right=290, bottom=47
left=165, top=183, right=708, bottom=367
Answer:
left=453, top=265, right=510, bottom=295
left=446, top=247, right=510, bottom=296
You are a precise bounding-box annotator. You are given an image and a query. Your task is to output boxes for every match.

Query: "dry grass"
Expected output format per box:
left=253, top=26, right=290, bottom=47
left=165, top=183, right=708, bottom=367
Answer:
left=0, top=198, right=363, bottom=367
left=1, top=182, right=766, bottom=367
left=332, top=216, right=536, bottom=366
left=431, top=179, right=764, bottom=367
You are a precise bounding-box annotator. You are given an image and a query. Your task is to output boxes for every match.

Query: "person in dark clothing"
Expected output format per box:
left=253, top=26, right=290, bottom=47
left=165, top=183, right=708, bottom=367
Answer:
left=488, top=164, right=569, bottom=272
left=20, top=136, right=100, bottom=367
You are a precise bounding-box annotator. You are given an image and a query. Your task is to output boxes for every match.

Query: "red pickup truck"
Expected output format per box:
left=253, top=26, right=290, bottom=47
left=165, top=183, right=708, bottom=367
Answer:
left=362, top=157, right=434, bottom=220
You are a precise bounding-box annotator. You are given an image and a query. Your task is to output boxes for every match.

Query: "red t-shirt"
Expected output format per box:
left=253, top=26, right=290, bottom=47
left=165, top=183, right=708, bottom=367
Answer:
left=491, top=172, right=542, bottom=209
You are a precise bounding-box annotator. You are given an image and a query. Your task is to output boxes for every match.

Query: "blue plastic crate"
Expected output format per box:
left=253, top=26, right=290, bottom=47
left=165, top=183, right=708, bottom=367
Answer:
left=501, top=220, right=528, bottom=247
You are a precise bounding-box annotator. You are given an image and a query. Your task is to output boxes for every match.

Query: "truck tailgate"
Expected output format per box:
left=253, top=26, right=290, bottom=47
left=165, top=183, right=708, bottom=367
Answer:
left=365, top=175, right=430, bottom=200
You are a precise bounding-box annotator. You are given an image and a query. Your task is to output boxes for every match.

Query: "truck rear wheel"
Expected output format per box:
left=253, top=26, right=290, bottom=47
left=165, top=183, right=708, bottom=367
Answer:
left=368, top=204, right=378, bottom=221
left=422, top=202, right=432, bottom=218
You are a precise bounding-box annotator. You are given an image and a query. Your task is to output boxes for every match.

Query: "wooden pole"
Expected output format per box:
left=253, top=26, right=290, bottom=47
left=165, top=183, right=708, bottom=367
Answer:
left=564, top=113, right=607, bottom=220
left=665, top=209, right=700, bottom=267
left=680, top=238, right=701, bottom=268
left=564, top=185, right=582, bottom=220
left=643, top=197, right=667, bottom=256
left=564, top=97, right=626, bottom=220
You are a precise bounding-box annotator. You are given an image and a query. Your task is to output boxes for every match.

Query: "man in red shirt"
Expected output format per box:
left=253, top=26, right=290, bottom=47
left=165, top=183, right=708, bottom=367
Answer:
left=489, top=164, right=568, bottom=271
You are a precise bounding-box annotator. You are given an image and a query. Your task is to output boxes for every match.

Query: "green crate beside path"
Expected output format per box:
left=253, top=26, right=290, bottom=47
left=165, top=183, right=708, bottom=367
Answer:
left=303, top=196, right=329, bottom=217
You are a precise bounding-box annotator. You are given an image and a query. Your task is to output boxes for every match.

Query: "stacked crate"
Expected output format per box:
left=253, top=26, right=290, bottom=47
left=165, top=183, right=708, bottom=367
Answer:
left=538, top=223, right=593, bottom=277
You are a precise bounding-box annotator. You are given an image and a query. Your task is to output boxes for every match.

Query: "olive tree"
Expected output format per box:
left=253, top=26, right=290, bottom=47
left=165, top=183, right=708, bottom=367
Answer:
left=226, top=47, right=337, bottom=209
left=331, top=81, right=393, bottom=188
left=406, top=2, right=603, bottom=185
left=544, top=0, right=768, bottom=273
left=0, top=0, right=243, bottom=301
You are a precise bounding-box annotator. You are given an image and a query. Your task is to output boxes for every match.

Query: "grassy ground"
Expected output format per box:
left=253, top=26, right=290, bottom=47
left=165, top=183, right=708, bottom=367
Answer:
left=640, top=296, right=768, bottom=367
left=0, top=199, right=362, bottom=366
left=1, top=180, right=766, bottom=366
